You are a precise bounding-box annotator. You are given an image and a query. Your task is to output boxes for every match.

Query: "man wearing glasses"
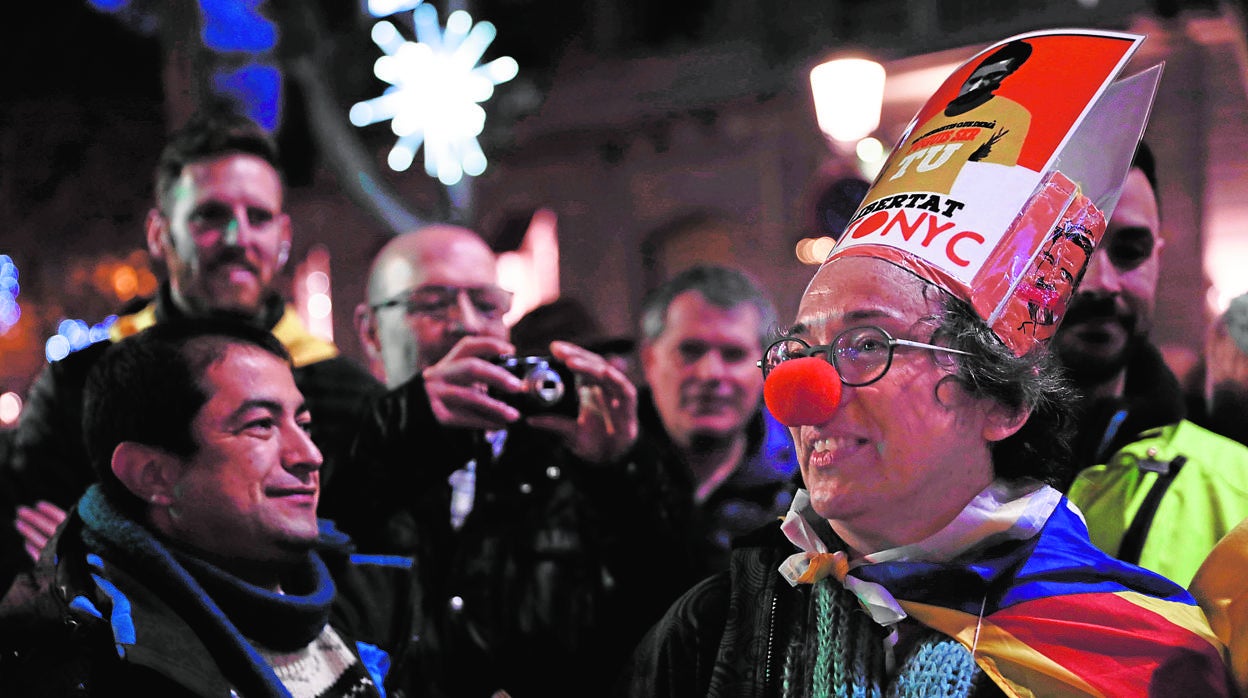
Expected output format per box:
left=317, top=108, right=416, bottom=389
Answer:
left=323, top=225, right=663, bottom=697
left=1060, top=143, right=1248, bottom=588
left=354, top=224, right=512, bottom=392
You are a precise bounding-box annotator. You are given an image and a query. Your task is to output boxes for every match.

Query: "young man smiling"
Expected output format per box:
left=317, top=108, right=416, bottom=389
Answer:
left=0, top=321, right=429, bottom=696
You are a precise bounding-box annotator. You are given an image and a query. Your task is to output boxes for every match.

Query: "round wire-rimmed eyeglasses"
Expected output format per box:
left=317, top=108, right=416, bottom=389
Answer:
left=757, top=325, right=973, bottom=387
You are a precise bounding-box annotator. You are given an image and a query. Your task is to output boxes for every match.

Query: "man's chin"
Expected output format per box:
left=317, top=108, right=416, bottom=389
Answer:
left=1054, top=329, right=1136, bottom=390
left=200, top=268, right=263, bottom=301
left=273, top=529, right=321, bottom=556
left=202, top=288, right=266, bottom=317
left=683, top=418, right=748, bottom=447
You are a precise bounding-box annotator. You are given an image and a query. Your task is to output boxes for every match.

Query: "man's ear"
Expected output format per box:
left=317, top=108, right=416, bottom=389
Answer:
left=277, top=214, right=293, bottom=265
left=112, top=442, right=179, bottom=506
left=144, top=208, right=168, bottom=263
left=355, top=302, right=381, bottom=361
left=638, top=342, right=655, bottom=371
left=355, top=302, right=390, bottom=385
left=982, top=403, right=1031, bottom=443
left=276, top=216, right=293, bottom=268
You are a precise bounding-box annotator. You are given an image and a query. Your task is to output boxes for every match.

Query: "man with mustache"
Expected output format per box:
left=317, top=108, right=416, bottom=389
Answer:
left=5, top=109, right=383, bottom=586
left=1061, top=142, right=1248, bottom=586
left=637, top=264, right=799, bottom=580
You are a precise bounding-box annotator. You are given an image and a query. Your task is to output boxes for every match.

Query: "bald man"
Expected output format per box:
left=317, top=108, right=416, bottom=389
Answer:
left=357, top=225, right=508, bottom=388
left=323, top=225, right=677, bottom=697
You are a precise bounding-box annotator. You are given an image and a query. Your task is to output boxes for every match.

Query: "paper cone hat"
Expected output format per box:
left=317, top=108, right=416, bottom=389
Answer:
left=824, top=28, right=1162, bottom=355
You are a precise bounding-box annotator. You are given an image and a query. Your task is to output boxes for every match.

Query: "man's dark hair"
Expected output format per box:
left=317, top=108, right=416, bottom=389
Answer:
left=975, top=39, right=1033, bottom=75
left=640, top=264, right=777, bottom=349
left=82, top=319, right=290, bottom=515
left=933, top=292, right=1077, bottom=484
left=154, top=107, right=282, bottom=213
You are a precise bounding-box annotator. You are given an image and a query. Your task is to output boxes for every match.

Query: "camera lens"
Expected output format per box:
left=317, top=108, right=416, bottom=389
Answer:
left=489, top=354, right=577, bottom=416
left=524, top=364, right=566, bottom=407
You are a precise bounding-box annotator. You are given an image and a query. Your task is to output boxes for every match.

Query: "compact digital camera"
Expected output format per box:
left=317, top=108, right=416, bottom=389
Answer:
left=489, top=355, right=579, bottom=417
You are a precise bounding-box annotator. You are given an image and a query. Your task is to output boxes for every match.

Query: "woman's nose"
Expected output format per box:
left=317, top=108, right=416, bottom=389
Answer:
left=764, top=357, right=843, bottom=427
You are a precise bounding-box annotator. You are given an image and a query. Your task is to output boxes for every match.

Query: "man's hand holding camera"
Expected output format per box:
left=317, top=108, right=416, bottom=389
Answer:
left=527, top=340, right=638, bottom=464
left=422, top=336, right=638, bottom=462
left=422, top=336, right=524, bottom=429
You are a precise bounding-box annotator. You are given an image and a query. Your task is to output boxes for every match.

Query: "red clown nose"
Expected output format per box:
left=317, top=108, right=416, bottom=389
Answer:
left=763, top=356, right=843, bottom=427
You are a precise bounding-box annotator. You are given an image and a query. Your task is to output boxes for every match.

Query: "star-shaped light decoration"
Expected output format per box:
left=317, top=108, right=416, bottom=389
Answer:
left=349, top=3, right=519, bottom=186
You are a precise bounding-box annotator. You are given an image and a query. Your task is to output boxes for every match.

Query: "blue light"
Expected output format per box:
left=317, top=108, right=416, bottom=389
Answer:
left=45, top=316, right=118, bottom=363
left=199, top=0, right=277, bottom=52
left=45, top=336, right=70, bottom=363
left=214, top=63, right=282, bottom=131
left=61, top=320, right=90, bottom=350
left=0, top=255, right=19, bottom=335
left=0, top=298, right=18, bottom=327
left=88, top=317, right=117, bottom=343
left=87, top=0, right=131, bottom=12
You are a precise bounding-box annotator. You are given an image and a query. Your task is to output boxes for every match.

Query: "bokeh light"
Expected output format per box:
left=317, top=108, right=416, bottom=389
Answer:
left=0, top=255, right=21, bottom=335
left=45, top=316, right=118, bottom=363
left=309, top=293, right=333, bottom=319
left=0, top=392, right=22, bottom=426
left=795, top=236, right=839, bottom=265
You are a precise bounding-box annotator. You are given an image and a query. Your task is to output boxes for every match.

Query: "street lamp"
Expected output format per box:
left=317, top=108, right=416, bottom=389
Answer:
left=809, top=57, right=886, bottom=143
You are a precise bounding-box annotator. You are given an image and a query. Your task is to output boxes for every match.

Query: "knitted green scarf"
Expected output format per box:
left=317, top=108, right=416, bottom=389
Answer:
left=790, top=577, right=981, bottom=698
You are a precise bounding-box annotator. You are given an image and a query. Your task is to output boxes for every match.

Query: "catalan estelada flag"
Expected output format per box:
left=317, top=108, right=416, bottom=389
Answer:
left=849, top=500, right=1234, bottom=697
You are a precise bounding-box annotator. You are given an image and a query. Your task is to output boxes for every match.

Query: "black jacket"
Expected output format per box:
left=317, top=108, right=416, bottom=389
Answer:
left=618, top=524, right=1006, bottom=698
left=321, top=375, right=690, bottom=698
left=633, top=389, right=799, bottom=579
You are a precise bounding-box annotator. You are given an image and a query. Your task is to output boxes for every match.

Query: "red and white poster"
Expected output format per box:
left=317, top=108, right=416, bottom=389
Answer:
left=829, top=29, right=1158, bottom=355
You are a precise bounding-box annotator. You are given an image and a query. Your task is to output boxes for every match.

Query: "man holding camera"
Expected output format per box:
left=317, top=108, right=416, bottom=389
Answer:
left=322, top=225, right=672, bottom=697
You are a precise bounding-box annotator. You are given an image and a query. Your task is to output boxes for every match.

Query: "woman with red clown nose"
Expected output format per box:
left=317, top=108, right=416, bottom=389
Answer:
left=619, top=28, right=1234, bottom=698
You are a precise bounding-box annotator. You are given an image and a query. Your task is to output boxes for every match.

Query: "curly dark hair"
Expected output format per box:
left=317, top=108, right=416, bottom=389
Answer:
left=931, top=291, right=1078, bottom=485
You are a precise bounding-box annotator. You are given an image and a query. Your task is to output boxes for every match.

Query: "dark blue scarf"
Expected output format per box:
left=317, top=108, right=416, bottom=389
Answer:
left=77, top=485, right=340, bottom=697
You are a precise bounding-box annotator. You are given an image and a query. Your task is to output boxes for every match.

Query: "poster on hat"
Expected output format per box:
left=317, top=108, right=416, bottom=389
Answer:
left=831, top=28, right=1156, bottom=355
left=837, top=29, right=1142, bottom=275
